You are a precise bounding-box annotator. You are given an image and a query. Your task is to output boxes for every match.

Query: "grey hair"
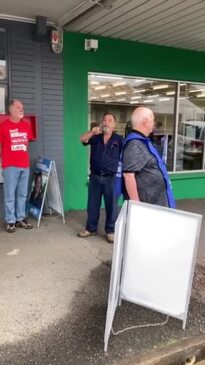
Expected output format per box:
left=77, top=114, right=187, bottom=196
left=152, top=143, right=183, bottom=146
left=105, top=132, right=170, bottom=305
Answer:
left=103, top=112, right=116, bottom=122
left=131, top=107, right=153, bottom=129
left=8, top=99, right=16, bottom=111
left=8, top=99, right=23, bottom=112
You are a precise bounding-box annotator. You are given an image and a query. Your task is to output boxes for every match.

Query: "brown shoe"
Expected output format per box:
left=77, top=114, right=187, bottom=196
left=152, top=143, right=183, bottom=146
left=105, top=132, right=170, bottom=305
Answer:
left=106, top=233, right=114, bottom=243
left=77, top=230, right=97, bottom=238
left=15, top=219, right=33, bottom=229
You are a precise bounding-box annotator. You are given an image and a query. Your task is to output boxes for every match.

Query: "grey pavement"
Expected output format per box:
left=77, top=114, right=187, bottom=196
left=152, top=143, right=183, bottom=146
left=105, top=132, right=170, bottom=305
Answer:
left=0, top=200, right=205, bottom=365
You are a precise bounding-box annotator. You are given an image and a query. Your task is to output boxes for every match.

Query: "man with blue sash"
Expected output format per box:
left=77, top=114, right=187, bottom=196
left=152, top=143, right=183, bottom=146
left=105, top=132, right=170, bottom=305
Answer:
left=121, top=107, right=175, bottom=208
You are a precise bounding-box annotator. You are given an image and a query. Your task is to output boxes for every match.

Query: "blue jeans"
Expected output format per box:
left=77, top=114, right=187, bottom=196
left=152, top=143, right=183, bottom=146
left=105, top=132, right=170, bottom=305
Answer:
left=2, top=167, right=30, bottom=224
left=86, top=174, right=118, bottom=234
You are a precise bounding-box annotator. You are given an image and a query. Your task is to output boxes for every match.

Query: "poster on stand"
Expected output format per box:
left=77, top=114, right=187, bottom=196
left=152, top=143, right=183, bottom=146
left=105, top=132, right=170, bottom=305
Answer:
left=46, top=160, right=65, bottom=222
left=28, top=157, right=65, bottom=227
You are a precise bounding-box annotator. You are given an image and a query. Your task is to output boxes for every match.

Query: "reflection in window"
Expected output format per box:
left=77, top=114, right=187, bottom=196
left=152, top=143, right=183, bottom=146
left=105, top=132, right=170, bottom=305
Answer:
left=176, top=83, right=205, bottom=171
left=0, top=87, right=6, bottom=113
left=0, top=29, right=6, bottom=80
left=88, top=74, right=176, bottom=171
left=88, top=74, right=205, bottom=172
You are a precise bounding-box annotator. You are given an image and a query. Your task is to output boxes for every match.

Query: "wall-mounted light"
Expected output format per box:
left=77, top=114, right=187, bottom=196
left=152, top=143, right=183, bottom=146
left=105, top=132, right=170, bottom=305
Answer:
left=85, top=39, right=98, bottom=51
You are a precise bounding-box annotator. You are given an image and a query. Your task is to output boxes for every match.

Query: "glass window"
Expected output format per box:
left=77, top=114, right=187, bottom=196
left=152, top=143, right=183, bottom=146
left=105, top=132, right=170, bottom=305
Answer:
left=176, top=83, right=205, bottom=171
left=0, top=29, right=7, bottom=183
left=88, top=74, right=176, bottom=170
left=88, top=73, right=205, bottom=173
left=0, top=29, right=7, bottom=81
left=0, top=86, right=6, bottom=113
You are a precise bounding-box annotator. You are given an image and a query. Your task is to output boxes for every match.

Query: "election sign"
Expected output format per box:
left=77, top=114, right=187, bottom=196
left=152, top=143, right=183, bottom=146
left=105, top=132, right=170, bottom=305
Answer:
left=28, top=157, right=65, bottom=227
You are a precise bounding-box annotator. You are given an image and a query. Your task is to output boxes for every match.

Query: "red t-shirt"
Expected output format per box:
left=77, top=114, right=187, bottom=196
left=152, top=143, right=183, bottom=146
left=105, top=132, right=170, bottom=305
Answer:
left=0, top=119, right=33, bottom=169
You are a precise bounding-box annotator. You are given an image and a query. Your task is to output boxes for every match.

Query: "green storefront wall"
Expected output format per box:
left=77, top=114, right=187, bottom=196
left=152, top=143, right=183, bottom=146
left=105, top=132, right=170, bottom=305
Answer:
left=64, top=31, right=205, bottom=211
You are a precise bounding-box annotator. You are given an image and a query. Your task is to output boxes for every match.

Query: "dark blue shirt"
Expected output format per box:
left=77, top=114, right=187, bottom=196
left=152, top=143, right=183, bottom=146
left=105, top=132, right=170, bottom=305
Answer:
left=84, top=133, right=124, bottom=175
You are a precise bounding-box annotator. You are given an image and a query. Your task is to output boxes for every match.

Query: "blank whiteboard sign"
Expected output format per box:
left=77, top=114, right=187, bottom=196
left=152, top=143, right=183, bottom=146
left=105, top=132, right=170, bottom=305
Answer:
left=121, top=201, right=202, bottom=323
left=46, top=160, right=64, bottom=218
left=104, top=201, right=127, bottom=352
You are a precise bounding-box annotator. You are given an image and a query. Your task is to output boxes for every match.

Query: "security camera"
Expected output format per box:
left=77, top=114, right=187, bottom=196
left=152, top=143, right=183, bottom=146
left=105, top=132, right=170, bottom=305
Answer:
left=85, top=39, right=98, bottom=51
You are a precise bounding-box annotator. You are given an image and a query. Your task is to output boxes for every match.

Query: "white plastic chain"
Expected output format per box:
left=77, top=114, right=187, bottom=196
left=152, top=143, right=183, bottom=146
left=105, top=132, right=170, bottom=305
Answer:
left=112, top=315, right=169, bottom=336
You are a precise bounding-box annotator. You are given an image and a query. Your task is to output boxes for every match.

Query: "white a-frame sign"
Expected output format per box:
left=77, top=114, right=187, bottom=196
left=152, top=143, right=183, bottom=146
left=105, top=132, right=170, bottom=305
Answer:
left=28, top=157, right=65, bottom=227
left=104, top=200, right=202, bottom=352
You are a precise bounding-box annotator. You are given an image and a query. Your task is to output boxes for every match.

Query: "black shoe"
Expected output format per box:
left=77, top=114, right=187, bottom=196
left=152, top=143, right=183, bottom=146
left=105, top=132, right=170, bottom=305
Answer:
left=6, top=223, right=16, bottom=233
left=15, top=219, right=33, bottom=229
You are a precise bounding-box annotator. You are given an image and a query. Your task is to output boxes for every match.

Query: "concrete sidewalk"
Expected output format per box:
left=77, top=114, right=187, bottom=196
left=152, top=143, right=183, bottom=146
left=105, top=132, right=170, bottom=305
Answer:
left=0, top=200, right=205, bottom=365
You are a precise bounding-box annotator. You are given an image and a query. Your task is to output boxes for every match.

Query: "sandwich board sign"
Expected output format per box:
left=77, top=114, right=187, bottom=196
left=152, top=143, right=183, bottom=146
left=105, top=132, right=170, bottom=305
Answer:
left=28, top=157, right=65, bottom=227
left=104, top=201, right=128, bottom=351
left=104, top=200, right=202, bottom=352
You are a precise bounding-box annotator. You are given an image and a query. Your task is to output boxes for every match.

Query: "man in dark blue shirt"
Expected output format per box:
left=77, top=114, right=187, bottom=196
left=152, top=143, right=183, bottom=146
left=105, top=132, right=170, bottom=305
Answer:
left=78, top=113, right=123, bottom=243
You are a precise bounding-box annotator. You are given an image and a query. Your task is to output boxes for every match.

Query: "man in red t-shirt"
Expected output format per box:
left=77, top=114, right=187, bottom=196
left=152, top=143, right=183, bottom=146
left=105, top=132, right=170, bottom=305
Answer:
left=0, top=99, right=33, bottom=232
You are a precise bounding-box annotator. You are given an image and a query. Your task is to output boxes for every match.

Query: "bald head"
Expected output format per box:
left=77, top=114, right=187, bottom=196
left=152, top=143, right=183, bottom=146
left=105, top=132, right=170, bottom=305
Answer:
left=131, top=107, right=155, bottom=137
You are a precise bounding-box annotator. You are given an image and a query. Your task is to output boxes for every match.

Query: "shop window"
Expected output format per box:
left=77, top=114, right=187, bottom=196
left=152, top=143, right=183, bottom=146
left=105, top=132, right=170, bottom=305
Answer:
left=0, top=28, right=7, bottom=113
left=176, top=83, right=205, bottom=171
left=88, top=74, right=176, bottom=171
left=0, top=86, right=6, bottom=113
left=0, top=29, right=7, bottom=81
left=88, top=73, right=205, bottom=173
left=0, top=28, right=7, bottom=183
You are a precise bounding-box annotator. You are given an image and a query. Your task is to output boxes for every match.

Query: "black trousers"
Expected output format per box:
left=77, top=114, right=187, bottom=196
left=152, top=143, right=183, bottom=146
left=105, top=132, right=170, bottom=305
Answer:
left=86, top=174, right=118, bottom=234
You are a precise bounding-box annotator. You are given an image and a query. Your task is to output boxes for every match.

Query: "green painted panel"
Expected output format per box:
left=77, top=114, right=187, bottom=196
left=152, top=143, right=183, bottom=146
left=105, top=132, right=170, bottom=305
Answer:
left=171, top=174, right=205, bottom=199
left=64, top=32, right=205, bottom=210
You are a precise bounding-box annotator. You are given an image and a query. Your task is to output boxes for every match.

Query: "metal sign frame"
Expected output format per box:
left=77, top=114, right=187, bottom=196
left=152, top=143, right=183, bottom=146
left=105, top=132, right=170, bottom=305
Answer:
left=104, top=200, right=202, bottom=352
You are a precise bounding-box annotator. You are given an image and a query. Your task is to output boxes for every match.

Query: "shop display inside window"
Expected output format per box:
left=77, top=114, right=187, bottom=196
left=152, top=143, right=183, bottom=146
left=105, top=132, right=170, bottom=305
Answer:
left=176, top=83, right=205, bottom=171
left=88, top=74, right=205, bottom=172
left=88, top=74, right=175, bottom=171
left=0, top=29, right=6, bottom=80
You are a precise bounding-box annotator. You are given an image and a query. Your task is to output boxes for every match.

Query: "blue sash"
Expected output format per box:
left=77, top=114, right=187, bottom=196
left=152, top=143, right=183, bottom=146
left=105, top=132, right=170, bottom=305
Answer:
left=115, top=132, right=175, bottom=208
